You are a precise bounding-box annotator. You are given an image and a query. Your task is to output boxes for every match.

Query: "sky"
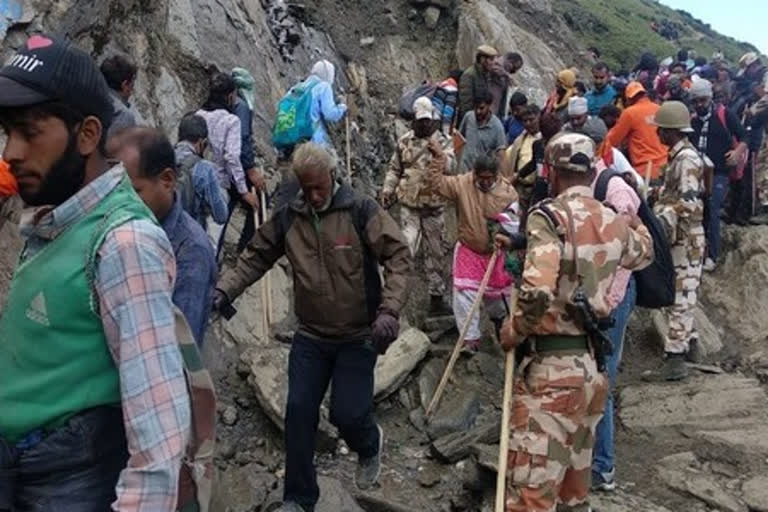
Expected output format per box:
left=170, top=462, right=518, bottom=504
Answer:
left=659, top=0, right=768, bottom=55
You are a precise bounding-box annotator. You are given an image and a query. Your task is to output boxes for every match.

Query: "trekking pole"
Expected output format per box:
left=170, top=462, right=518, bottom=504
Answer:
left=345, top=114, right=352, bottom=180
left=426, top=249, right=499, bottom=419
left=495, top=288, right=518, bottom=512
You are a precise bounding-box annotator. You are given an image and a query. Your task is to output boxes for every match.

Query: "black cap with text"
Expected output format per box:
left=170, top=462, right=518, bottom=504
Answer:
left=0, top=34, right=113, bottom=129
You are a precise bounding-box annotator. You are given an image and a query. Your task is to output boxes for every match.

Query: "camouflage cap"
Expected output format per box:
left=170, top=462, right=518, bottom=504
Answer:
left=545, top=132, right=596, bottom=173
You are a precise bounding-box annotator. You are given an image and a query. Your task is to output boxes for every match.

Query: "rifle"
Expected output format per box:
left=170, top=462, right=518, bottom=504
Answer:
left=569, top=286, right=613, bottom=373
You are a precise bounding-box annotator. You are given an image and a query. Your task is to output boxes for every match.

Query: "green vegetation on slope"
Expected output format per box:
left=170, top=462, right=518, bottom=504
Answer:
left=554, top=0, right=759, bottom=71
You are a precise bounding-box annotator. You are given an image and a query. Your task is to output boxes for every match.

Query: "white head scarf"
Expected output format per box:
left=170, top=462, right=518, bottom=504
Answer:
left=311, top=60, right=336, bottom=86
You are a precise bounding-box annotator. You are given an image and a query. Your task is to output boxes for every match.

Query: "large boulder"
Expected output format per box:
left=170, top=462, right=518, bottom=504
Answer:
left=374, top=327, right=430, bottom=399
left=456, top=0, right=566, bottom=104
left=700, top=226, right=768, bottom=346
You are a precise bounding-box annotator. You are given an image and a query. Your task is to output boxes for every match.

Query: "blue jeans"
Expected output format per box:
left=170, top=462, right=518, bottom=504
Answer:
left=284, top=333, right=380, bottom=511
left=592, top=277, right=636, bottom=477
left=706, top=173, right=730, bottom=261
left=0, top=407, right=128, bottom=512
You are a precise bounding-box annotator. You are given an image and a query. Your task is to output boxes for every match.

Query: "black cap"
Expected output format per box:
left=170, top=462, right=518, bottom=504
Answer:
left=0, top=34, right=113, bottom=129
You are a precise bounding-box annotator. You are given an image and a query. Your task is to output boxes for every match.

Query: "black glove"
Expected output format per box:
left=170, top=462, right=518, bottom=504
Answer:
left=371, top=310, right=400, bottom=355
left=212, top=289, right=237, bottom=320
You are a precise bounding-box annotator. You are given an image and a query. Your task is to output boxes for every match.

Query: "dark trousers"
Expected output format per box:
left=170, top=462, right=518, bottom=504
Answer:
left=284, top=333, right=380, bottom=510
left=220, top=184, right=256, bottom=258
left=727, top=157, right=756, bottom=223
left=0, top=407, right=128, bottom=512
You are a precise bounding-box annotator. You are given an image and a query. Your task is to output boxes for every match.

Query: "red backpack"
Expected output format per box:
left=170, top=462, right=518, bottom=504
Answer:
left=715, top=104, right=749, bottom=182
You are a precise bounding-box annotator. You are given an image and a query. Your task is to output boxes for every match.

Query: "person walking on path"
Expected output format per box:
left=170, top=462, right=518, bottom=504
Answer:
left=0, top=35, right=191, bottom=511
left=498, top=133, right=653, bottom=512
left=458, top=89, right=507, bottom=173
left=214, top=143, right=410, bottom=512
left=605, top=81, right=668, bottom=181
left=173, top=113, right=229, bottom=232
left=689, top=78, right=747, bottom=270
left=586, top=62, right=616, bottom=116
left=458, top=45, right=499, bottom=124
left=428, top=151, right=518, bottom=353
left=381, top=97, right=455, bottom=315
left=196, top=72, right=258, bottom=255
left=544, top=69, right=578, bottom=122
left=231, top=67, right=266, bottom=252
left=653, top=101, right=707, bottom=381
left=115, top=127, right=218, bottom=347
left=100, top=54, right=144, bottom=139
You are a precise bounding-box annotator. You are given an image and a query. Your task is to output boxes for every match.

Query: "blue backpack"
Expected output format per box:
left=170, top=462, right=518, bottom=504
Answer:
left=272, top=77, right=320, bottom=150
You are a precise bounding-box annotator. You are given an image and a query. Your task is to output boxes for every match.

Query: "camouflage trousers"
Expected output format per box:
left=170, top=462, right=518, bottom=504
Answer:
left=505, top=350, right=608, bottom=512
left=400, top=206, right=447, bottom=296
left=663, top=230, right=704, bottom=354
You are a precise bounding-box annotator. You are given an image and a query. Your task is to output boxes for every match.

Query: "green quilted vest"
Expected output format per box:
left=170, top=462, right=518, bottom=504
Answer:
left=0, top=174, right=155, bottom=442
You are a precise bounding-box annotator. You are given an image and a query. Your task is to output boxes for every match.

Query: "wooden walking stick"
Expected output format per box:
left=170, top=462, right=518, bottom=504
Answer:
left=425, top=250, right=500, bottom=419
left=254, top=189, right=272, bottom=339
left=643, top=161, right=653, bottom=201
left=345, top=115, right=352, bottom=180
left=495, top=289, right=519, bottom=512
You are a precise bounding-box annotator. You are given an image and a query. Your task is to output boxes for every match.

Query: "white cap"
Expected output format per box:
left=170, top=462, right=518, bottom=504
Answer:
left=568, top=96, right=588, bottom=116
left=413, top=96, right=437, bottom=120
left=690, top=78, right=713, bottom=99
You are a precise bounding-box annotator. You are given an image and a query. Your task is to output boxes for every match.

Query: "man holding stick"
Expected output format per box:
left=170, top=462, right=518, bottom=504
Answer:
left=496, top=133, right=653, bottom=512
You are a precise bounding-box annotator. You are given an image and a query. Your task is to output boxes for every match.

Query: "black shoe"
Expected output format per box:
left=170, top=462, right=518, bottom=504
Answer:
left=686, top=338, right=703, bottom=363
left=428, top=294, right=452, bottom=316
left=663, top=353, right=689, bottom=381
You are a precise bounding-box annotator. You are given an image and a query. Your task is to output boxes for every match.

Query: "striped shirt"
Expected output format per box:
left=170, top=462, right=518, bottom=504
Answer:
left=19, top=165, right=191, bottom=512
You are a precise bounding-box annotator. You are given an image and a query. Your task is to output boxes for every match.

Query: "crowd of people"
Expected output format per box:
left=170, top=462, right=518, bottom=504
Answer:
left=0, top=29, right=766, bottom=512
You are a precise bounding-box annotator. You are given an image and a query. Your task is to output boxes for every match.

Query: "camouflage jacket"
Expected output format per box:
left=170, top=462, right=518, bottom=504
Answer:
left=382, top=130, right=456, bottom=209
left=653, top=139, right=705, bottom=245
left=513, top=186, right=653, bottom=337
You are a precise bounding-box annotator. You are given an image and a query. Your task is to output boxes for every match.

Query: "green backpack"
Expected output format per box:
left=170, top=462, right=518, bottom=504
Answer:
left=271, top=77, right=320, bottom=150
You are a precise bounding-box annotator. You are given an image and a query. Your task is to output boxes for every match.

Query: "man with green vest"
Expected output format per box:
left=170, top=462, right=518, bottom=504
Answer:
left=0, top=35, right=191, bottom=511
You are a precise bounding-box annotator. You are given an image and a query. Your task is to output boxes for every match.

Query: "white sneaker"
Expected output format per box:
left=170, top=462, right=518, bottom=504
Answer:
left=703, top=258, right=716, bottom=272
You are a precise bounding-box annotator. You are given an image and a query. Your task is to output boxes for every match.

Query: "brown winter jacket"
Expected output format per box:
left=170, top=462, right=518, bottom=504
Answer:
left=428, top=156, right=518, bottom=254
left=217, top=182, right=411, bottom=341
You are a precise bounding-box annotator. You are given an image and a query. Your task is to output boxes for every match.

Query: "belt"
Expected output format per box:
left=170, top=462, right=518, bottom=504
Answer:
left=534, top=335, right=588, bottom=353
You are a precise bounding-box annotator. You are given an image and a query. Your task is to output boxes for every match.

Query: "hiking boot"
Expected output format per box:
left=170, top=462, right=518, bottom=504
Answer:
left=686, top=338, right=703, bottom=364
left=276, top=501, right=305, bottom=512
left=703, top=258, right=716, bottom=272
left=461, top=338, right=480, bottom=355
left=591, top=467, right=617, bottom=492
left=428, top=294, right=452, bottom=316
left=663, top=353, right=689, bottom=381
left=355, top=424, right=384, bottom=490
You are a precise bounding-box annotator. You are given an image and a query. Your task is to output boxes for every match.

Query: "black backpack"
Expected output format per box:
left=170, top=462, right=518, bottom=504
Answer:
left=595, top=170, right=676, bottom=309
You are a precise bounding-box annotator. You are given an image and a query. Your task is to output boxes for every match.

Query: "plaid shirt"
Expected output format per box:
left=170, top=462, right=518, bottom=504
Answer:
left=19, top=165, right=191, bottom=512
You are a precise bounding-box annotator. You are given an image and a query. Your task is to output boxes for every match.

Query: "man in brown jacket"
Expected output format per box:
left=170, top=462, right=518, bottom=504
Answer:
left=214, top=142, right=410, bottom=512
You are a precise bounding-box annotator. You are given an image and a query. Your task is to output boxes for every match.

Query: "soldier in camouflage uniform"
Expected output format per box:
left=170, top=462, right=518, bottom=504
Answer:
left=498, top=133, right=653, bottom=512
left=382, top=97, right=456, bottom=314
left=653, top=101, right=707, bottom=381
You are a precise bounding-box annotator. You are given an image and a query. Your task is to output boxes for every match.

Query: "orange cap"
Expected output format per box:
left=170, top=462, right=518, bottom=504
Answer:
left=625, top=81, right=646, bottom=100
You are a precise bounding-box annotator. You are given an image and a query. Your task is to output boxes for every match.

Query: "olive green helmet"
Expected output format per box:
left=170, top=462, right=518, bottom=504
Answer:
left=653, top=100, right=694, bottom=133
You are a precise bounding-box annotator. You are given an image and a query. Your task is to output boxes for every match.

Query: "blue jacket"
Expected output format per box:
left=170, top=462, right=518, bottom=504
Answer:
left=309, top=77, right=347, bottom=147
left=161, top=194, right=217, bottom=346
left=586, top=84, right=617, bottom=116
left=174, top=142, right=229, bottom=228
left=233, top=98, right=256, bottom=171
